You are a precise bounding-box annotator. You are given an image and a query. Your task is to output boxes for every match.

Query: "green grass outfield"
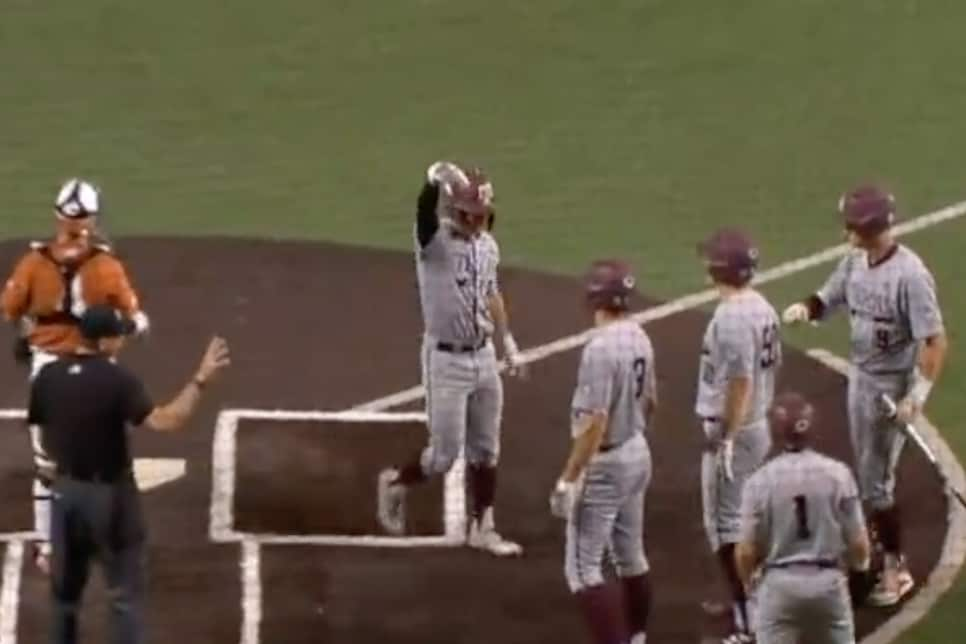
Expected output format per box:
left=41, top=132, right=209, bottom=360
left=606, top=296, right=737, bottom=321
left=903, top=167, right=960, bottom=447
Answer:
left=2, top=1, right=963, bottom=639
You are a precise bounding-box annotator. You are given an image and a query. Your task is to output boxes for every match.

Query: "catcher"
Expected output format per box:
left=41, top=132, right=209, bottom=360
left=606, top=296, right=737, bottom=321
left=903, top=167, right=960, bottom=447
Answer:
left=1, top=178, right=150, bottom=573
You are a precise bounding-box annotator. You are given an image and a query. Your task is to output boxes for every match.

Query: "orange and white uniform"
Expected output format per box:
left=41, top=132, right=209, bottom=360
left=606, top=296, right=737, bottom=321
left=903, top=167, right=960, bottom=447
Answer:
left=2, top=238, right=148, bottom=376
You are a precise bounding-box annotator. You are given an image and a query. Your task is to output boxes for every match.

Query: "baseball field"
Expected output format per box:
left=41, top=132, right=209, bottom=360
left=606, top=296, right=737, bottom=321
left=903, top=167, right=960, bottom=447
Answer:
left=1, top=1, right=964, bottom=643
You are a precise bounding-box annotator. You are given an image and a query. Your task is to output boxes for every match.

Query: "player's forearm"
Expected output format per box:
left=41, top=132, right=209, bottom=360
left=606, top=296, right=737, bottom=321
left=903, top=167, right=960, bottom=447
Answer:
left=723, top=376, right=752, bottom=438
left=415, top=181, right=440, bottom=247
left=559, top=415, right=606, bottom=483
left=918, top=333, right=948, bottom=384
left=734, top=541, right=759, bottom=589
left=487, top=293, right=510, bottom=336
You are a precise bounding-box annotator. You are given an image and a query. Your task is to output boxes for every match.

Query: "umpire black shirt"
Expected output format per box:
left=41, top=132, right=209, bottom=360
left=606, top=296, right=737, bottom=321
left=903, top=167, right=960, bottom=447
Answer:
left=28, top=354, right=154, bottom=482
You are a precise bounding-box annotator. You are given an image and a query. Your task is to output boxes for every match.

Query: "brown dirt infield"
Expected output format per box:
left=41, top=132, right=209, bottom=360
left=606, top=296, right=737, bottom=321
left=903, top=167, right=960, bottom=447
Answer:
left=0, top=237, right=948, bottom=643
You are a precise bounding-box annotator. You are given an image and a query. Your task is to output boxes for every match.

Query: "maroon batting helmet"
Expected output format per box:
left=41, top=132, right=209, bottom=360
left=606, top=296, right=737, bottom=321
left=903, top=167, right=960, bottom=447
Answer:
left=768, top=391, right=815, bottom=449
left=839, top=184, right=895, bottom=238
left=584, top=259, right=637, bottom=312
left=447, top=166, right=494, bottom=232
left=697, top=227, right=759, bottom=287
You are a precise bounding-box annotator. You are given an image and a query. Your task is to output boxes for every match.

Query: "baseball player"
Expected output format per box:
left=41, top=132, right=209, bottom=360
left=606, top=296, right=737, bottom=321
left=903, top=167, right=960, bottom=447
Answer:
left=782, top=185, right=947, bottom=606
left=695, top=228, right=781, bottom=644
left=736, top=392, right=873, bottom=644
left=1, top=178, right=149, bottom=573
left=376, top=161, right=524, bottom=556
left=549, top=259, right=655, bottom=644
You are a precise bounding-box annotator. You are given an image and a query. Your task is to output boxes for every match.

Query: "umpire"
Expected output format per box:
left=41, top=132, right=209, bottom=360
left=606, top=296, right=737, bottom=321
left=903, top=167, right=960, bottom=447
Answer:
left=28, top=304, right=230, bottom=644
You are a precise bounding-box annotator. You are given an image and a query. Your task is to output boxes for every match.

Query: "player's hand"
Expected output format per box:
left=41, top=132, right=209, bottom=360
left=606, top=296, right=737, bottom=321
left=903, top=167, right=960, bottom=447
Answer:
left=503, top=333, right=527, bottom=380
left=426, top=161, right=468, bottom=190
left=717, top=438, right=735, bottom=481
left=196, top=336, right=231, bottom=385
left=549, top=479, right=576, bottom=520
left=895, top=396, right=920, bottom=424
left=781, top=302, right=810, bottom=325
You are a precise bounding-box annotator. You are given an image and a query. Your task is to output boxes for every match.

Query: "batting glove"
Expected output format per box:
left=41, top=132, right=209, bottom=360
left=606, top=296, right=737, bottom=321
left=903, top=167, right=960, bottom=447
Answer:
left=549, top=479, right=576, bottom=520
left=717, top=438, right=735, bottom=482
left=781, top=302, right=810, bottom=325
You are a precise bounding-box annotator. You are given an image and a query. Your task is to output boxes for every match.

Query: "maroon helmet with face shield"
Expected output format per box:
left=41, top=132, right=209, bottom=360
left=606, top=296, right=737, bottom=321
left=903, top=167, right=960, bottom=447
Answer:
left=444, top=166, right=494, bottom=233
left=839, top=184, right=895, bottom=238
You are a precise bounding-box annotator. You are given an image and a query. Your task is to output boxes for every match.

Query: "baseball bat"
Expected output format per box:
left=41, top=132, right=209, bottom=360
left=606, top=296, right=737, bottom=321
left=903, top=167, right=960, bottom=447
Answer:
left=880, top=394, right=966, bottom=511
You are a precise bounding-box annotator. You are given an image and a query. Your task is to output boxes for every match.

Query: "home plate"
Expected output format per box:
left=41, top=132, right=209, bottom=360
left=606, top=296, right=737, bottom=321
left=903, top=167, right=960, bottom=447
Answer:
left=133, top=458, right=186, bottom=491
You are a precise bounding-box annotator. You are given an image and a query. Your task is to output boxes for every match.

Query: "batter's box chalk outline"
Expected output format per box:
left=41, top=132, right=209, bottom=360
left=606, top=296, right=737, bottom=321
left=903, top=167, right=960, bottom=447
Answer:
left=209, top=408, right=467, bottom=547
left=0, top=409, right=41, bottom=544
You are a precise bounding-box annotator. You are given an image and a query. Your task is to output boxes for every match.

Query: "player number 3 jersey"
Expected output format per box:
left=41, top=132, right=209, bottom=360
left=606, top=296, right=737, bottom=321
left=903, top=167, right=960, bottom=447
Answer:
left=571, top=320, right=656, bottom=447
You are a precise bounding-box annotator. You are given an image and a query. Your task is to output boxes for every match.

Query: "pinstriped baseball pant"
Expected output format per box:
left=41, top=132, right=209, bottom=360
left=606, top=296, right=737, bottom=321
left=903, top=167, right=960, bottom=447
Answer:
left=565, top=433, right=651, bottom=592
left=846, top=369, right=908, bottom=511
left=756, top=568, right=854, bottom=644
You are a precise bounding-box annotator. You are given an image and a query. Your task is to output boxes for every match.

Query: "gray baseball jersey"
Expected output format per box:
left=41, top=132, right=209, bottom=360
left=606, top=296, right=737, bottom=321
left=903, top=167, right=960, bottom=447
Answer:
left=416, top=218, right=499, bottom=345
left=565, top=320, right=654, bottom=592
left=695, top=289, right=781, bottom=424
left=817, top=245, right=943, bottom=374
left=413, top=209, right=504, bottom=477
left=741, top=449, right=865, bottom=567
left=741, top=449, right=864, bottom=644
left=815, top=245, right=944, bottom=508
left=696, top=289, right=779, bottom=551
left=571, top=320, right=656, bottom=446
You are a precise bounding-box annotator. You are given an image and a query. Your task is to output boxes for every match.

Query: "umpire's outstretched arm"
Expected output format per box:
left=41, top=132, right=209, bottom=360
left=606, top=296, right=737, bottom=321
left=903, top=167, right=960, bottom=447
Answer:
left=145, top=337, right=230, bottom=431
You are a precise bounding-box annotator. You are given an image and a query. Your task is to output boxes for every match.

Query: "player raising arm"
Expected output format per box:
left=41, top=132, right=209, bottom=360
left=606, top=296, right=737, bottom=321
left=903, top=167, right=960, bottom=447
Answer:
left=376, top=160, right=524, bottom=557
left=781, top=185, right=948, bottom=606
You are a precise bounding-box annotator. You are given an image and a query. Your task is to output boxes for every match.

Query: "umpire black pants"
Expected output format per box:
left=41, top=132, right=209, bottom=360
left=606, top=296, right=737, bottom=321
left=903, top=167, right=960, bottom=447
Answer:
left=49, top=473, right=146, bottom=644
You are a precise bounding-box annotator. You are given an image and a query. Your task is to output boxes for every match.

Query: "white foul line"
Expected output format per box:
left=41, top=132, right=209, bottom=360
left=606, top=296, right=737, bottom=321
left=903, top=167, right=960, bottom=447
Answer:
left=0, top=541, right=24, bottom=644
left=240, top=540, right=261, bottom=644
left=352, top=198, right=966, bottom=412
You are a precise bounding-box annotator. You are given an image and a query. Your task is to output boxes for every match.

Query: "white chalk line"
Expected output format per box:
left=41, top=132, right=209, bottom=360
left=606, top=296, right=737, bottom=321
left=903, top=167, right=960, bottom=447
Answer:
left=210, top=409, right=460, bottom=547
left=352, top=198, right=966, bottom=413
left=0, top=541, right=24, bottom=644
left=807, top=350, right=966, bottom=644
left=241, top=540, right=261, bottom=644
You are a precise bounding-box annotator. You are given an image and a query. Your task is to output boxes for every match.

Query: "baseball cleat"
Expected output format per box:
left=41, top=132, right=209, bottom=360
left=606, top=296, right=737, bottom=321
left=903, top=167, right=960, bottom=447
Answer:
left=867, top=563, right=915, bottom=607
left=466, top=508, right=523, bottom=557
left=721, top=633, right=755, bottom=644
left=376, top=468, right=406, bottom=536
left=467, top=523, right=523, bottom=557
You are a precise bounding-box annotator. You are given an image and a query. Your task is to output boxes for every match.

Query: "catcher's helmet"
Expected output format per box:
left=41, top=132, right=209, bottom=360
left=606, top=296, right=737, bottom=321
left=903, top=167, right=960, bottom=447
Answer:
left=584, top=259, right=637, bottom=312
left=839, top=184, right=895, bottom=238
left=768, top=391, right=815, bottom=450
left=55, top=178, right=100, bottom=219
left=697, top=227, right=759, bottom=287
